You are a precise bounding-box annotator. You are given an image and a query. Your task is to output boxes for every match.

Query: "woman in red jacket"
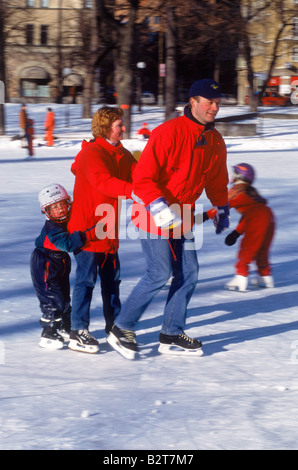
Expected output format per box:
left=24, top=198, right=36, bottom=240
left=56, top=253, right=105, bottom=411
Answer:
left=224, top=163, right=275, bottom=292
left=67, top=106, right=136, bottom=353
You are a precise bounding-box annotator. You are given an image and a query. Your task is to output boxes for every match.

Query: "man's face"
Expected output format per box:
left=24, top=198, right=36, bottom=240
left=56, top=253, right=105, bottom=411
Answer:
left=109, top=119, right=126, bottom=143
left=190, top=96, right=220, bottom=125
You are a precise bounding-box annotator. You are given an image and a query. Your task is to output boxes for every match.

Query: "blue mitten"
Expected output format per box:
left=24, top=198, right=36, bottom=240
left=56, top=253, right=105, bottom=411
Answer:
left=147, top=197, right=182, bottom=229
left=214, top=204, right=230, bottom=234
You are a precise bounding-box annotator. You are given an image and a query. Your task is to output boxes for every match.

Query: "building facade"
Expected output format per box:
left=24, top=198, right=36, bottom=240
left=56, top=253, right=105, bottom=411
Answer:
left=238, top=0, right=298, bottom=102
left=4, top=1, right=298, bottom=104
left=5, top=0, right=93, bottom=103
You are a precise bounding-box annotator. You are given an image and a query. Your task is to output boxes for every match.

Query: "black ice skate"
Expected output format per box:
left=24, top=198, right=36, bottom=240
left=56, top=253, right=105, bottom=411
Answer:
left=158, top=332, right=203, bottom=356
left=68, top=329, right=99, bottom=354
left=39, top=327, right=64, bottom=350
left=107, top=325, right=138, bottom=360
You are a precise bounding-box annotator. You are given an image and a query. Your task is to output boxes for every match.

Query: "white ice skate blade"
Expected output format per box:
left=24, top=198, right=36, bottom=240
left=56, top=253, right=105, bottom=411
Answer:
left=106, top=332, right=137, bottom=360
left=250, top=276, right=274, bottom=288
left=39, top=337, right=64, bottom=350
left=68, top=339, right=99, bottom=354
left=158, top=343, right=203, bottom=357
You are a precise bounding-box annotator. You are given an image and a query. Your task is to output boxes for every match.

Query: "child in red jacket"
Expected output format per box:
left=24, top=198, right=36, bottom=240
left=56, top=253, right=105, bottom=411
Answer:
left=31, top=183, right=95, bottom=349
left=223, top=163, right=275, bottom=292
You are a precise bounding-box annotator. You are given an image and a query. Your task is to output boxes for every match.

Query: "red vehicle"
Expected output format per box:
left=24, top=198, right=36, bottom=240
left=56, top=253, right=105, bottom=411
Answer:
left=261, top=91, right=291, bottom=106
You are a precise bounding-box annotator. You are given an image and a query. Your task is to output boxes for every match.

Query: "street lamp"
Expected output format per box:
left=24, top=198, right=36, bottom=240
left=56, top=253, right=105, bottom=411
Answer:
left=136, top=62, right=146, bottom=112
left=63, top=67, right=72, bottom=126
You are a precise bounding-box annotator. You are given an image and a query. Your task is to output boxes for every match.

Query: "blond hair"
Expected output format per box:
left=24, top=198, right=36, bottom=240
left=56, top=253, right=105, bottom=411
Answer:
left=91, top=106, right=124, bottom=139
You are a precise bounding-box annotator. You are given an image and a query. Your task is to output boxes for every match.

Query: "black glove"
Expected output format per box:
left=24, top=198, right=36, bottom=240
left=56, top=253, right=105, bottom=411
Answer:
left=225, top=230, right=240, bottom=246
left=203, top=212, right=209, bottom=222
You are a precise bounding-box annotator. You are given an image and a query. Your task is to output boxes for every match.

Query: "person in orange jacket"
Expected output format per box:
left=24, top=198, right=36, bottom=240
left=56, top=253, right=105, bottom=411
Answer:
left=44, top=107, right=55, bottom=146
left=206, top=163, right=275, bottom=292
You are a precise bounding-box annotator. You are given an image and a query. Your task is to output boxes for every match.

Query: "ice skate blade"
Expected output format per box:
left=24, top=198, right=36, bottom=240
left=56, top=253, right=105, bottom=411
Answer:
left=158, top=343, right=203, bottom=357
left=225, top=285, right=247, bottom=292
left=107, top=333, right=137, bottom=360
left=68, top=339, right=99, bottom=354
left=250, top=276, right=274, bottom=288
left=39, top=337, right=64, bottom=350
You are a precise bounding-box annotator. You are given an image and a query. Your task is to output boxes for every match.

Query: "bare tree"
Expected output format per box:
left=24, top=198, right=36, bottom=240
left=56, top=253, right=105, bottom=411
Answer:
left=77, top=2, right=101, bottom=118
left=0, top=0, right=33, bottom=133
left=96, top=0, right=140, bottom=138
left=165, top=1, right=177, bottom=120
left=238, top=0, right=297, bottom=111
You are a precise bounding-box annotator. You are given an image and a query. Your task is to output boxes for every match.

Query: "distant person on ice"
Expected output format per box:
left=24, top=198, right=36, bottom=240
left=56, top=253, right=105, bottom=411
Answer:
left=30, top=183, right=96, bottom=350
left=206, top=163, right=275, bottom=292
left=44, top=107, right=55, bottom=146
left=27, top=118, right=34, bottom=157
left=19, top=103, right=28, bottom=148
left=137, top=122, right=151, bottom=140
left=18, top=104, right=34, bottom=157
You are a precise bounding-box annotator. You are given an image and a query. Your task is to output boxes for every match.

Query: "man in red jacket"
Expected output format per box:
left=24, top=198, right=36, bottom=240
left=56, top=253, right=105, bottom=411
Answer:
left=67, top=106, right=136, bottom=353
left=107, top=78, right=230, bottom=360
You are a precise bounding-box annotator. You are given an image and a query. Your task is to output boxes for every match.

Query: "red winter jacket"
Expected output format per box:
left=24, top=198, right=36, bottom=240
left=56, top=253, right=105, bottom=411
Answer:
left=227, top=183, right=274, bottom=235
left=44, top=111, right=55, bottom=131
left=68, top=138, right=136, bottom=253
left=132, top=106, right=229, bottom=236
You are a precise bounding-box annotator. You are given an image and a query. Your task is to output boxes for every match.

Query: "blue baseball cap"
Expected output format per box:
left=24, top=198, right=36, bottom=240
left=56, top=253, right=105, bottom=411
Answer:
left=189, top=79, right=222, bottom=99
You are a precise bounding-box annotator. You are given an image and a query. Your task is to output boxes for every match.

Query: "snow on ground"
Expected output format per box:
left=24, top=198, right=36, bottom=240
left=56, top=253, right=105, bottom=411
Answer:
left=0, top=103, right=298, bottom=451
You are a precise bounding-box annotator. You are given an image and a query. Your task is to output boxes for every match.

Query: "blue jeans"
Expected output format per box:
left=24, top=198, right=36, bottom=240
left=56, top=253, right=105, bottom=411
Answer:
left=115, top=233, right=199, bottom=335
left=71, top=250, right=121, bottom=332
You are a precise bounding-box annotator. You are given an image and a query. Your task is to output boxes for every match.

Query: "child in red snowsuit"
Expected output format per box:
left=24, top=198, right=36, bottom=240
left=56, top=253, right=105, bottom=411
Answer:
left=206, top=163, right=275, bottom=291
left=223, top=163, right=275, bottom=291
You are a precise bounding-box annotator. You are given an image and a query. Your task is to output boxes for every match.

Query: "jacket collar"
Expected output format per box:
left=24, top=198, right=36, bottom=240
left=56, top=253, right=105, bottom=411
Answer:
left=184, top=104, right=215, bottom=146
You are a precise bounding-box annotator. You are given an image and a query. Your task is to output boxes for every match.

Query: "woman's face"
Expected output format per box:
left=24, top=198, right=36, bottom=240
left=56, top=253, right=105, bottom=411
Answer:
left=109, top=119, right=126, bottom=143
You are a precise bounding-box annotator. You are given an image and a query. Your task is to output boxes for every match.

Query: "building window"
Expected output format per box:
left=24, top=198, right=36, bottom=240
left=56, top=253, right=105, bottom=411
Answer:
left=41, top=25, right=48, bottom=45
left=27, top=0, right=35, bottom=6
left=293, top=47, right=298, bottom=62
left=21, top=80, right=50, bottom=98
left=26, top=24, right=34, bottom=45
left=83, top=0, right=92, bottom=8
left=40, top=0, right=49, bottom=7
